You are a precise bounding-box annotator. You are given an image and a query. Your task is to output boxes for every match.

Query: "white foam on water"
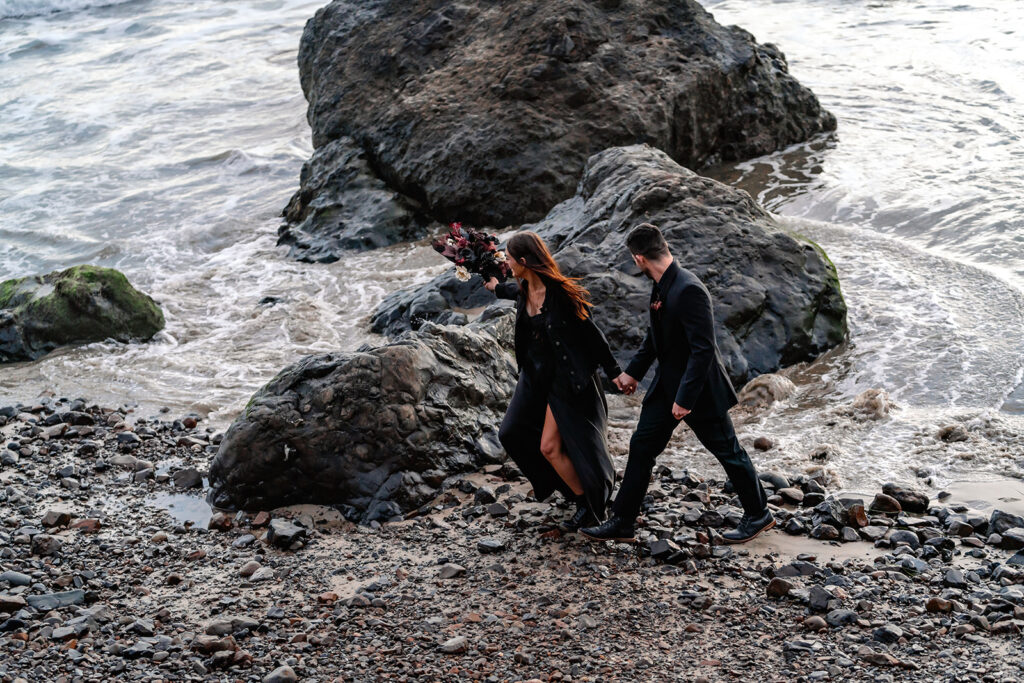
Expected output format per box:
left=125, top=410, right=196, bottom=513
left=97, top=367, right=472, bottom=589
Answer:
left=707, top=217, right=1024, bottom=490
left=0, top=0, right=140, bottom=19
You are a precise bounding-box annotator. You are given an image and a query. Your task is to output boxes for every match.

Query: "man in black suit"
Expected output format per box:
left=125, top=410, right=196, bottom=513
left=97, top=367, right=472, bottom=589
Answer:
left=582, top=223, right=774, bottom=544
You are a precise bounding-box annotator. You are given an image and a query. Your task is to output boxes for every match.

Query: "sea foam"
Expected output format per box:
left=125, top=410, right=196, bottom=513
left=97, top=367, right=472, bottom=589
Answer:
left=0, top=0, right=138, bottom=20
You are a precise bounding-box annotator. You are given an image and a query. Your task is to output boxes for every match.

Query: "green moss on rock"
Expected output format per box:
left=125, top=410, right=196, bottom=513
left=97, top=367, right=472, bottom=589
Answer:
left=0, top=265, right=165, bottom=363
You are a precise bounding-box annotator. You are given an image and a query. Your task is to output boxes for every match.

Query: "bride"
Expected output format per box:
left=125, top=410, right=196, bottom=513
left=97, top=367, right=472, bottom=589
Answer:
left=484, top=231, right=622, bottom=531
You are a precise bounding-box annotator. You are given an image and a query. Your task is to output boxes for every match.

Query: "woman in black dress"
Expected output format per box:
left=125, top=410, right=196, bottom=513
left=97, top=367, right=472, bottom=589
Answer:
left=483, top=231, right=622, bottom=531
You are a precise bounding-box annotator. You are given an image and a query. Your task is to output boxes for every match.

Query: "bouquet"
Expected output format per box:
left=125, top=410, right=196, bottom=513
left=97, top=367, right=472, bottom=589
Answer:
left=431, top=222, right=512, bottom=283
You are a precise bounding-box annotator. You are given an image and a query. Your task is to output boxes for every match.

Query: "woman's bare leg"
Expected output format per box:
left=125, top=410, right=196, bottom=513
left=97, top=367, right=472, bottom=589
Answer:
left=539, top=404, right=584, bottom=496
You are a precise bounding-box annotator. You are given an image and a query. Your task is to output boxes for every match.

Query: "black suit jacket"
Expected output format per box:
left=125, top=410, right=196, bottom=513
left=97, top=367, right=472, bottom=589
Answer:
left=624, top=261, right=738, bottom=418
left=495, top=279, right=621, bottom=394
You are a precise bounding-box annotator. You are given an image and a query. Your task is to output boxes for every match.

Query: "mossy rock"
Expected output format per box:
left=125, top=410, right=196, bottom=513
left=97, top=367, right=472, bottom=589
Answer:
left=0, top=265, right=164, bottom=363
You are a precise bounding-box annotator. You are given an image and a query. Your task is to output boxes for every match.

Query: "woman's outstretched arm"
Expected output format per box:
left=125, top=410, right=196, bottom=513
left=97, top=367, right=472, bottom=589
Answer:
left=485, top=277, right=520, bottom=300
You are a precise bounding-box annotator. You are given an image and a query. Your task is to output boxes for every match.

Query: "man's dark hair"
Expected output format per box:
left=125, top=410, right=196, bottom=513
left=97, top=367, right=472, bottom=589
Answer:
left=626, top=223, right=670, bottom=259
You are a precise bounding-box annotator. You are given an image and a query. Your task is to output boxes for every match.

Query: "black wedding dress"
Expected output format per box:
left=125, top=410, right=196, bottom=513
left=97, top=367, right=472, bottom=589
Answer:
left=494, top=279, right=621, bottom=517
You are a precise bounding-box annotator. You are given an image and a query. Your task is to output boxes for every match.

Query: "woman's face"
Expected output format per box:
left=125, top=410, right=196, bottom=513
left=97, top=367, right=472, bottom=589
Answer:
left=509, top=253, right=527, bottom=278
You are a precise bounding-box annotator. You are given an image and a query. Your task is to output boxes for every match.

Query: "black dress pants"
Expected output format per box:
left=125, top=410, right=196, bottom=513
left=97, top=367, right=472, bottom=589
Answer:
left=612, top=394, right=767, bottom=521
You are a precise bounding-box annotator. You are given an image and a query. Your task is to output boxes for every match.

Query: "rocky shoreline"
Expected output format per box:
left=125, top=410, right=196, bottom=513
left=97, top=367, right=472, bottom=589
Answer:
left=2, top=398, right=1023, bottom=682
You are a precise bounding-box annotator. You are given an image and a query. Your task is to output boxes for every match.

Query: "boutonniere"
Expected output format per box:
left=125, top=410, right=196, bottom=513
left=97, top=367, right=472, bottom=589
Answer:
left=650, top=297, right=663, bottom=312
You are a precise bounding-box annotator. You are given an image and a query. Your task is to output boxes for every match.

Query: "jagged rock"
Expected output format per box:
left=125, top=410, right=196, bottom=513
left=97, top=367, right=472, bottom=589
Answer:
left=778, top=488, right=804, bottom=505
left=26, top=590, right=85, bottom=610
left=266, top=520, right=306, bottom=549
left=373, top=145, right=847, bottom=385
left=263, top=665, right=298, bottom=683
left=278, top=137, right=436, bottom=260
left=859, top=525, right=887, bottom=542
left=172, top=468, right=203, bottom=490
left=812, top=497, right=850, bottom=528
left=825, top=609, right=859, bottom=627
left=477, top=538, right=506, bottom=554
left=926, top=597, right=953, bottom=614
left=808, top=586, right=833, bottom=612
left=649, top=539, right=682, bottom=561
left=1, top=265, right=164, bottom=363
left=208, top=312, right=515, bottom=519
left=889, top=530, right=921, bottom=550
left=989, top=510, right=1024, bottom=536
left=438, top=563, right=466, bottom=579
left=31, top=533, right=62, bottom=556
left=0, top=594, right=27, bottom=612
left=439, top=636, right=468, bottom=654
left=766, top=577, right=796, bottom=599
left=846, top=504, right=869, bottom=528
left=999, top=528, right=1024, bottom=551
left=295, top=0, right=835, bottom=235
left=41, top=510, right=72, bottom=528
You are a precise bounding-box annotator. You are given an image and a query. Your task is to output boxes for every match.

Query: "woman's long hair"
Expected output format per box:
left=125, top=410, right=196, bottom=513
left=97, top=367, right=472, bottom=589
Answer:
left=506, top=231, right=592, bottom=320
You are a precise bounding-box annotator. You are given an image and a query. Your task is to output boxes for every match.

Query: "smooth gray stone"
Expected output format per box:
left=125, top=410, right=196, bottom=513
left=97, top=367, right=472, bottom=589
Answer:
left=26, top=589, right=86, bottom=610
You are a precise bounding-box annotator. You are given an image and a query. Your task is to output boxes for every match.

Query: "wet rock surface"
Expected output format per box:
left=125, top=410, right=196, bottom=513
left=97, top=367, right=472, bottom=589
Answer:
left=373, top=145, right=848, bottom=384
left=295, top=0, right=836, bottom=233
left=278, top=137, right=437, bottom=261
left=207, top=312, right=516, bottom=518
left=0, top=265, right=164, bottom=364
left=1, top=395, right=1022, bottom=681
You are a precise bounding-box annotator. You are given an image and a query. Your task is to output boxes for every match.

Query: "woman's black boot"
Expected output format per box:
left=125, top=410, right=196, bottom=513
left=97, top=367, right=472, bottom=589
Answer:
left=561, top=494, right=603, bottom=533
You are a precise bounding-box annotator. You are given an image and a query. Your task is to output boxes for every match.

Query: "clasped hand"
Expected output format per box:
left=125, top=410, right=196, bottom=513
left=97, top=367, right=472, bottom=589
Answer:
left=613, top=372, right=638, bottom=395
left=615, top=373, right=689, bottom=419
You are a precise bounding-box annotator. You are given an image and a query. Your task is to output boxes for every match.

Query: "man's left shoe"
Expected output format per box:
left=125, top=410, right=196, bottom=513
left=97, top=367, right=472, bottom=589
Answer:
left=721, top=510, right=775, bottom=544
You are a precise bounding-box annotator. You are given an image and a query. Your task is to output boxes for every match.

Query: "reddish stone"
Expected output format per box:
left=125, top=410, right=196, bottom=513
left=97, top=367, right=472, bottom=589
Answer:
left=847, top=504, right=869, bottom=528
left=70, top=518, right=101, bottom=532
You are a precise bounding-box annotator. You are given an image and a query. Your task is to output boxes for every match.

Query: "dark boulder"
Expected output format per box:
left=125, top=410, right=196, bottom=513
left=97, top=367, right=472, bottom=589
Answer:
left=881, top=483, right=929, bottom=514
left=989, top=509, right=1024, bottom=536
left=207, top=311, right=516, bottom=520
left=0, top=265, right=164, bottom=364
left=374, top=145, right=847, bottom=385
left=290, top=0, right=836, bottom=254
left=278, top=137, right=437, bottom=261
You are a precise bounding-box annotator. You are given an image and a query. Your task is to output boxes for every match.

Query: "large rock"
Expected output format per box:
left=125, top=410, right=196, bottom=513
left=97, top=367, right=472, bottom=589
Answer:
left=207, top=311, right=516, bottom=520
left=0, top=265, right=164, bottom=363
left=278, top=137, right=437, bottom=261
left=290, top=0, right=836, bottom=254
left=373, top=145, right=847, bottom=384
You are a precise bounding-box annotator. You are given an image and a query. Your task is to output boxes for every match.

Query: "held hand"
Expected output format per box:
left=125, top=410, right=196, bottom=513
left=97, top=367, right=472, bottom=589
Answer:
left=483, top=277, right=499, bottom=292
left=614, top=372, right=638, bottom=395
left=671, top=403, right=690, bottom=420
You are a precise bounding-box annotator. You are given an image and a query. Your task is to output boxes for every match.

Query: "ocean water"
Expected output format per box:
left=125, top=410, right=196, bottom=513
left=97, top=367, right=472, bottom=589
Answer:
left=1, top=0, right=1022, bottom=489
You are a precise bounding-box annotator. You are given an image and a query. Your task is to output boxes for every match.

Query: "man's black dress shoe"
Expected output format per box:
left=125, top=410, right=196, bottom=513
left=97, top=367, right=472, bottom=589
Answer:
left=580, top=515, right=636, bottom=543
left=721, top=510, right=775, bottom=544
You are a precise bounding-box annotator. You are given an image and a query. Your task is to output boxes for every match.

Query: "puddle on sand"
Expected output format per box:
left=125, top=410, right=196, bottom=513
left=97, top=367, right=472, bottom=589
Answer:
left=942, top=478, right=1024, bottom=516
left=146, top=492, right=214, bottom=527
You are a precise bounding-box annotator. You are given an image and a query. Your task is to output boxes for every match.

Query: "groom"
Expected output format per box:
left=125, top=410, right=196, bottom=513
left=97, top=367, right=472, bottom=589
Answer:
left=582, top=223, right=774, bottom=544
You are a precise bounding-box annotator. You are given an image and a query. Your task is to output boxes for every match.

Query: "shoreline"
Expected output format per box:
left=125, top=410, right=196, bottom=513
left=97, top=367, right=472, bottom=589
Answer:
left=2, top=399, right=1023, bottom=681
